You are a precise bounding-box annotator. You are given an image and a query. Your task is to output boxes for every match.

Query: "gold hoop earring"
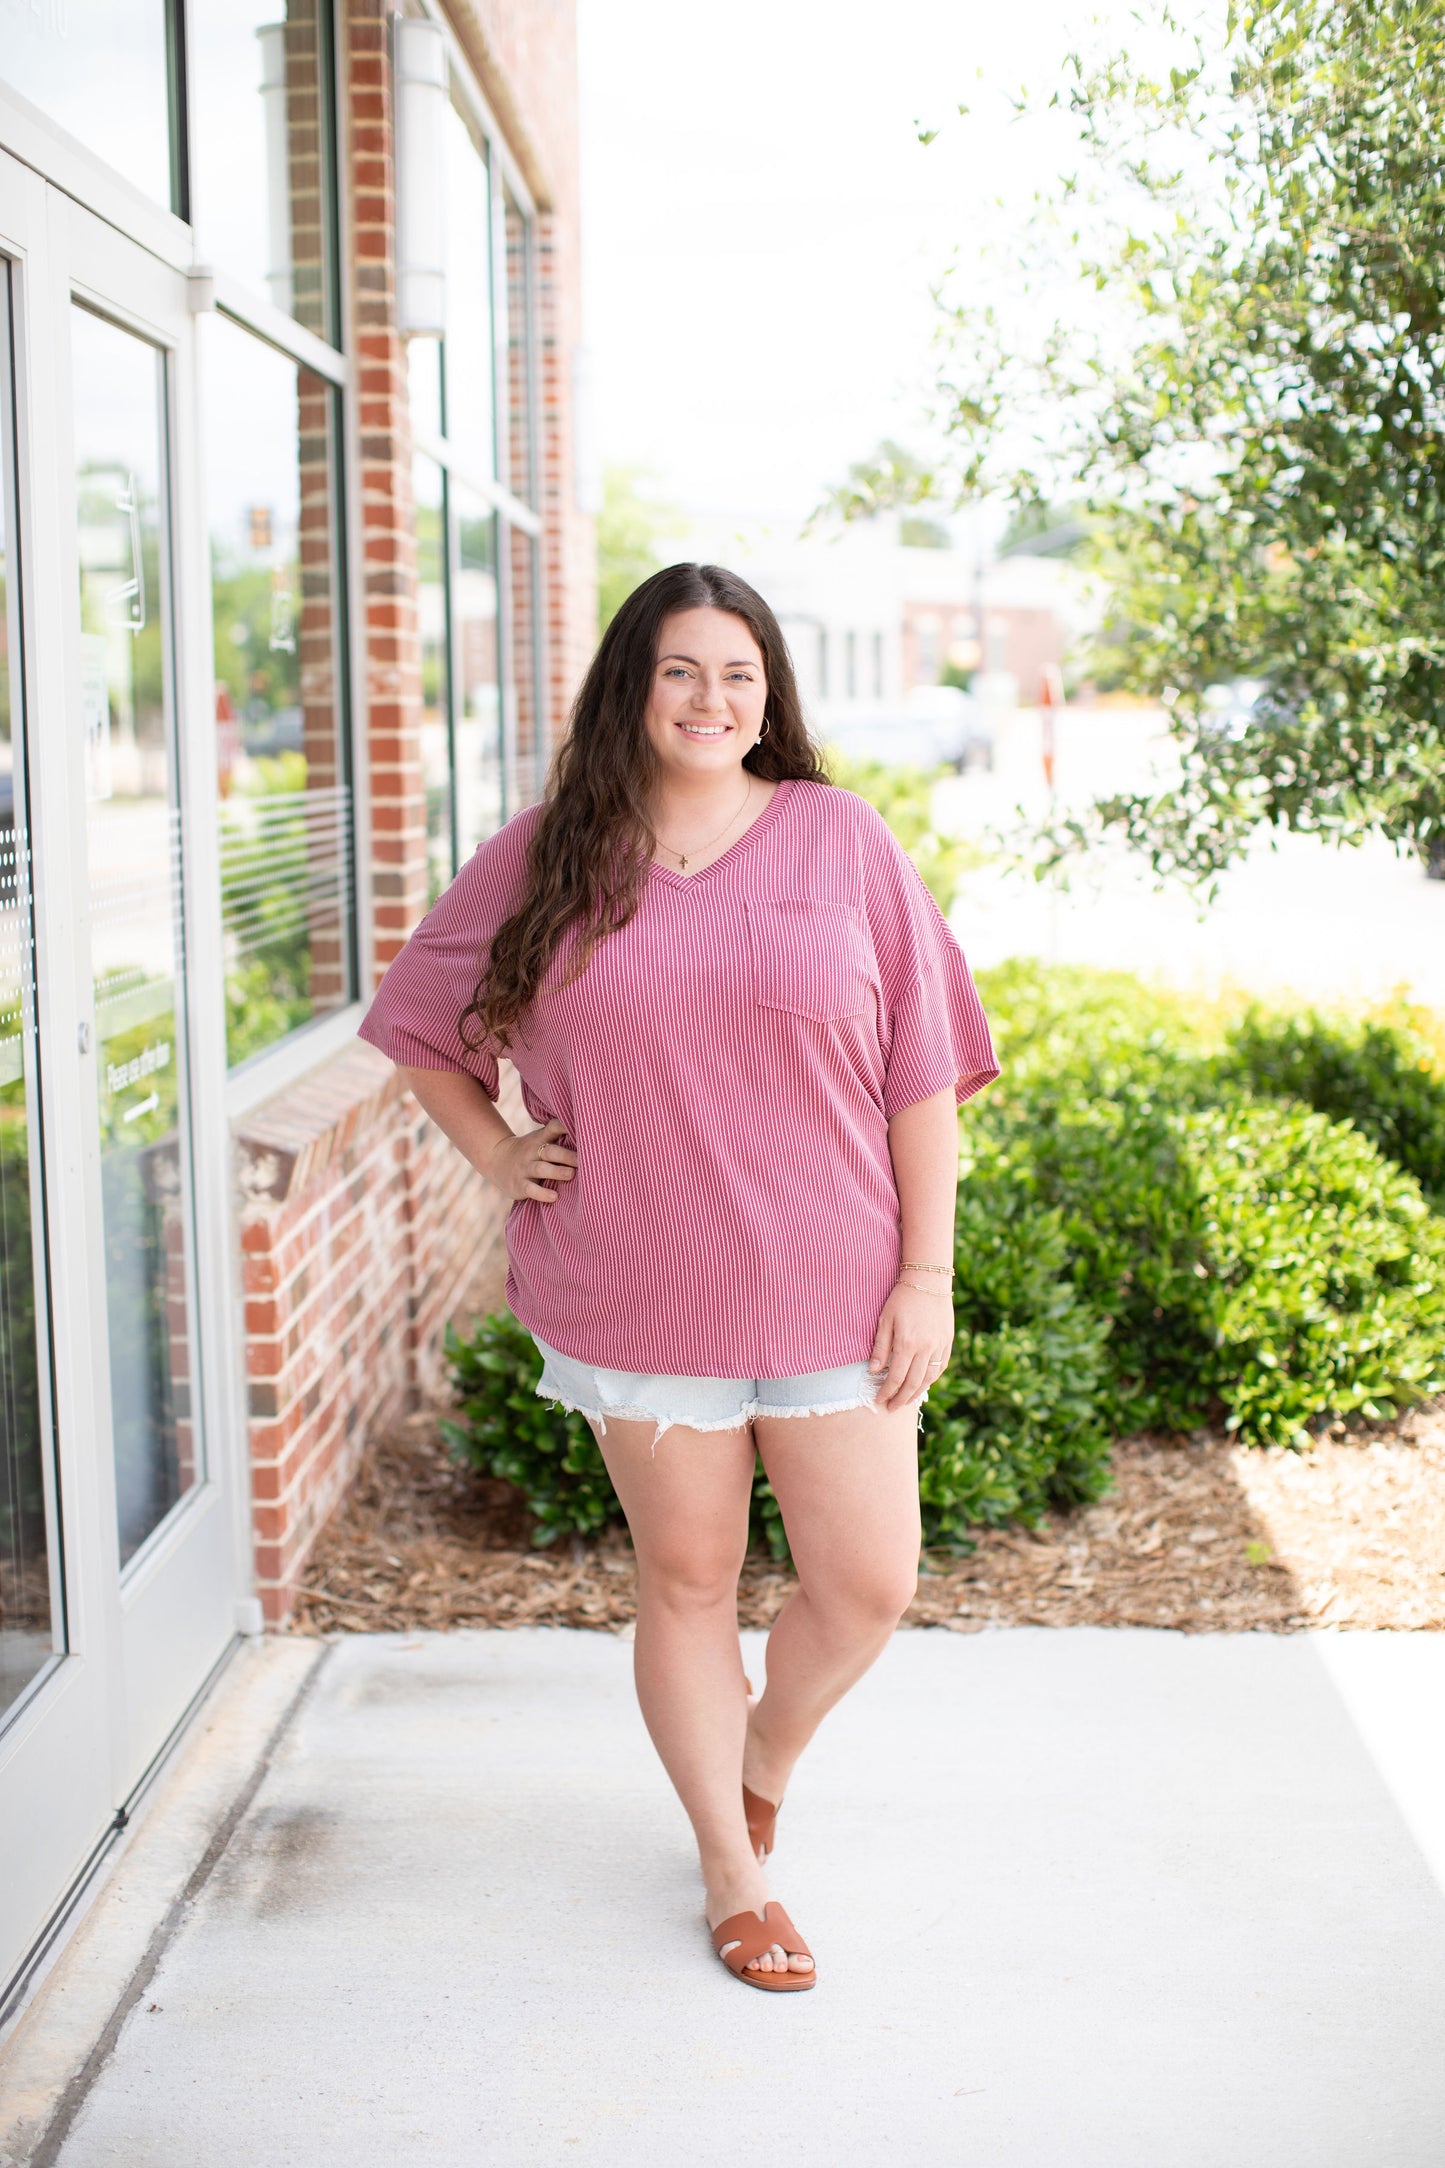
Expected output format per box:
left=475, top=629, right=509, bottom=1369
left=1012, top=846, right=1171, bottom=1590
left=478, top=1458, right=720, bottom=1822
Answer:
left=755, top=715, right=771, bottom=742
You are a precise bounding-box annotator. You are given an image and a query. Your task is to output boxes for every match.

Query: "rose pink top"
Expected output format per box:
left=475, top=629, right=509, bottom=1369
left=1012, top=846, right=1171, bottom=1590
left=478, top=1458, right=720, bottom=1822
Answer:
left=358, top=777, right=999, bottom=1376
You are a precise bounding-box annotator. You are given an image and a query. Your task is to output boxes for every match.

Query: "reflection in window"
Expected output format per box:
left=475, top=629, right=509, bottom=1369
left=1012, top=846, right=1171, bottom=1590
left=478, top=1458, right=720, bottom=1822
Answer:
left=509, top=524, right=542, bottom=800
left=413, top=455, right=451, bottom=903
left=0, top=267, right=57, bottom=1711
left=72, top=305, right=202, bottom=1566
left=453, top=487, right=502, bottom=855
left=440, top=95, right=494, bottom=481
left=189, top=0, right=336, bottom=342
left=0, top=1, right=173, bottom=208
left=503, top=189, right=535, bottom=508
left=204, top=314, right=354, bottom=1067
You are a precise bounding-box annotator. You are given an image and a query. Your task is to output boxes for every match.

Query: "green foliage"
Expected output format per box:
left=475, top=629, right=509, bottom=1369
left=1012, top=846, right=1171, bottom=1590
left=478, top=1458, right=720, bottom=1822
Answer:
left=596, top=465, right=685, bottom=633
left=1185, top=1103, right=1445, bottom=1444
left=997, top=500, right=1089, bottom=559
left=0, top=1106, right=43, bottom=1560
left=973, top=957, right=1204, bottom=1112
left=220, top=751, right=320, bottom=1066
left=930, top=0, right=1445, bottom=883
left=1218, top=1007, right=1445, bottom=1206
left=970, top=966, right=1445, bottom=1442
left=827, top=755, right=983, bottom=914
left=806, top=438, right=942, bottom=533
left=918, top=1150, right=1114, bottom=1547
left=900, top=514, right=952, bottom=550
left=441, top=1313, right=623, bottom=1547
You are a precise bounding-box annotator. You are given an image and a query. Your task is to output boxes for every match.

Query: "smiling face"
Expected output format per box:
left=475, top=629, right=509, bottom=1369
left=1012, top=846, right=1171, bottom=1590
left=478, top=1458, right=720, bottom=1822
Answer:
left=642, top=607, right=768, bottom=782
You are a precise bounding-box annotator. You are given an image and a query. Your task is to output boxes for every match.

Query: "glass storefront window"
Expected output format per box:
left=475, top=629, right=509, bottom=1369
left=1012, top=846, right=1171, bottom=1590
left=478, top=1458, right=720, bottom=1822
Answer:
left=407, top=78, right=545, bottom=832
left=440, top=94, right=495, bottom=482
left=0, top=264, right=57, bottom=1712
left=453, top=486, right=502, bottom=855
left=72, top=304, right=203, bottom=1566
left=413, top=454, right=451, bottom=903
left=188, top=1, right=336, bottom=344
left=0, top=2, right=175, bottom=210
left=204, top=313, right=353, bottom=1068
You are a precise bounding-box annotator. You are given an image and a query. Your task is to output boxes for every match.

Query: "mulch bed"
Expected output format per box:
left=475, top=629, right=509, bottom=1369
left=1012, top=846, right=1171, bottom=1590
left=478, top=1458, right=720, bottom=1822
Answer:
left=288, top=1399, right=1445, bottom=1638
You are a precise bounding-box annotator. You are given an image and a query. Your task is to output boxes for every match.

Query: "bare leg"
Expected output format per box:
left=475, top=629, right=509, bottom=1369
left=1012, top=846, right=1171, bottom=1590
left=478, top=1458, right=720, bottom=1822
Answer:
left=587, top=1413, right=812, bottom=1976
left=742, top=1398, right=923, bottom=1820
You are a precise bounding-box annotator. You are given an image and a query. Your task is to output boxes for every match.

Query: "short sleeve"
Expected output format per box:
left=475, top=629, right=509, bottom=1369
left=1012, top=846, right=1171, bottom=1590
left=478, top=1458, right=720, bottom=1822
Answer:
left=356, top=805, right=543, bottom=1097
left=855, top=797, right=1000, bottom=1119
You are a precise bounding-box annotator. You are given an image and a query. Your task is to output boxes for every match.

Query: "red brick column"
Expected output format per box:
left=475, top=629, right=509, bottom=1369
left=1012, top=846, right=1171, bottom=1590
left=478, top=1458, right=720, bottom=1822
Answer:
left=345, top=0, right=428, bottom=981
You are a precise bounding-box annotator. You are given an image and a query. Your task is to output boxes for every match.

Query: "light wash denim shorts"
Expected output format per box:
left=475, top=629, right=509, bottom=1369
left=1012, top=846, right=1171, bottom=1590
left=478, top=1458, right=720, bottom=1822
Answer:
left=530, top=1332, right=908, bottom=1452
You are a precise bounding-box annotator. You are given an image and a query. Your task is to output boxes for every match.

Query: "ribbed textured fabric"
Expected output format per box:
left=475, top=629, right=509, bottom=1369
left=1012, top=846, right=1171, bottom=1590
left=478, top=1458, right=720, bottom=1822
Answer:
left=358, top=777, right=1000, bottom=1374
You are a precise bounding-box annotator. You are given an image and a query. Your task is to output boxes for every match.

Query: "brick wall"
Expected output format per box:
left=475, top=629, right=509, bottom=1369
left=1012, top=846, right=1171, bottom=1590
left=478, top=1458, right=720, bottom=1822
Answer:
left=229, top=0, right=586, bottom=1625
left=237, top=1047, right=525, bottom=1624
left=346, top=0, right=429, bottom=977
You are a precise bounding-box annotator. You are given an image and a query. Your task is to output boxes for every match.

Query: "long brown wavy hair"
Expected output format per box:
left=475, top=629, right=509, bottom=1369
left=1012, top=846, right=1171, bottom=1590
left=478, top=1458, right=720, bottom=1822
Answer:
left=460, top=562, right=832, bottom=1054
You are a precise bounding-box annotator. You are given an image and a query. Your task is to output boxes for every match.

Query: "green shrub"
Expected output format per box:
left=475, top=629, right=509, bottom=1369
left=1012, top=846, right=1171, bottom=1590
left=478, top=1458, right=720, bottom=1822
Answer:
left=1006, top=1091, right=1445, bottom=1444
left=1188, top=1103, right=1445, bottom=1442
left=998, top=1084, right=1210, bottom=1437
left=1218, top=1006, right=1445, bottom=1205
left=441, top=1314, right=621, bottom=1547
left=918, top=1151, right=1114, bottom=1546
left=974, top=958, right=1205, bottom=1097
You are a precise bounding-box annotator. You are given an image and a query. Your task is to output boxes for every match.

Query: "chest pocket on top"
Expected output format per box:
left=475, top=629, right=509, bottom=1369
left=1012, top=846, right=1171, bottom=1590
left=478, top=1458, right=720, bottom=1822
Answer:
left=744, top=898, right=870, bottom=1023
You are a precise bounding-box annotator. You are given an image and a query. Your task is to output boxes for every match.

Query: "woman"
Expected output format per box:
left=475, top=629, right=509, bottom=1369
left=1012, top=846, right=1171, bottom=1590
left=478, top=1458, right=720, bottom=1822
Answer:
left=359, top=563, right=998, bottom=1993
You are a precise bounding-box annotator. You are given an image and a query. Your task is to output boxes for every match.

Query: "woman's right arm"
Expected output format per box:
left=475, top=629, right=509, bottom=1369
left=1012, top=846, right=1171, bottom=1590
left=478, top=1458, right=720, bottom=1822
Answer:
left=398, top=1066, right=578, bottom=1206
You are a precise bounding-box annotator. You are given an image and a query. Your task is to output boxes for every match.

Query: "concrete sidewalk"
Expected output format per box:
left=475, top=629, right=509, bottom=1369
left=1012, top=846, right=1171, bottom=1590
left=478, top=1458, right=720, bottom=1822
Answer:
left=13, top=1627, right=1445, bottom=2167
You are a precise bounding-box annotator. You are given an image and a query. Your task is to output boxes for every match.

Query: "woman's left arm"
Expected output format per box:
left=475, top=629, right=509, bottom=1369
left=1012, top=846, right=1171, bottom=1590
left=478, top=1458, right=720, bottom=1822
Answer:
left=868, top=1086, right=959, bottom=1411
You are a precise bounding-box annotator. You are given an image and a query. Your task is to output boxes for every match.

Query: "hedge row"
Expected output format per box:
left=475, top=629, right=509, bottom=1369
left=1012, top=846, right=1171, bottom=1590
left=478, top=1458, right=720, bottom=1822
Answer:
left=444, top=960, right=1445, bottom=1551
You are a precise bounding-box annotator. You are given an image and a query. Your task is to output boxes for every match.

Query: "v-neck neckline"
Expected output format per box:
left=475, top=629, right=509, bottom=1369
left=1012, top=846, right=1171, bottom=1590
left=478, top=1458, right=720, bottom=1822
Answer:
left=648, top=776, right=794, bottom=891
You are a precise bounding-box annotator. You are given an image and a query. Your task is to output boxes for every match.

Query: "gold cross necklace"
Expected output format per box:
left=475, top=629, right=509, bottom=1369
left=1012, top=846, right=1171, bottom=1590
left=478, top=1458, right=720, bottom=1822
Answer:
left=654, top=777, right=753, bottom=872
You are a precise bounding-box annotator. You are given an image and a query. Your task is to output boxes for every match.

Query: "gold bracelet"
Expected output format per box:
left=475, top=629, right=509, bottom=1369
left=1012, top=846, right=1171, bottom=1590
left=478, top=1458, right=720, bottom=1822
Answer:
left=895, top=1277, right=953, bottom=1296
left=899, top=1261, right=953, bottom=1276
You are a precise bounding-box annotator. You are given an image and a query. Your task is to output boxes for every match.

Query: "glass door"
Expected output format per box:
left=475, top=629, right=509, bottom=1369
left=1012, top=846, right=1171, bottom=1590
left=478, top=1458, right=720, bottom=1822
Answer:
left=71, top=303, right=202, bottom=1569
left=0, top=160, right=240, bottom=2000
left=0, top=148, right=114, bottom=2008
left=0, top=265, right=58, bottom=1732
left=61, top=198, right=238, bottom=1791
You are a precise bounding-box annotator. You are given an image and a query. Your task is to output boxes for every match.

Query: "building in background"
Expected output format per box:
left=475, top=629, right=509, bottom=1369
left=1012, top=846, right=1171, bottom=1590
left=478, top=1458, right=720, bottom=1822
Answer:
left=682, top=512, right=1089, bottom=753
left=0, top=0, right=591, bottom=2009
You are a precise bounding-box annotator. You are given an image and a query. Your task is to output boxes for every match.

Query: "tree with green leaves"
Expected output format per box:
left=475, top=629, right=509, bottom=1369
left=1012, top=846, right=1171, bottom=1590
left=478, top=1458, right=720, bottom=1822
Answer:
left=935, top=0, right=1445, bottom=885
left=595, top=464, right=685, bottom=633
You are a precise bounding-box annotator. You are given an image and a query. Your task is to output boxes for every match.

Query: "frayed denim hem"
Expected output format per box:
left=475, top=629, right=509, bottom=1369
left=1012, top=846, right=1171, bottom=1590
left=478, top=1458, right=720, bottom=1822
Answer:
left=532, top=1378, right=920, bottom=1456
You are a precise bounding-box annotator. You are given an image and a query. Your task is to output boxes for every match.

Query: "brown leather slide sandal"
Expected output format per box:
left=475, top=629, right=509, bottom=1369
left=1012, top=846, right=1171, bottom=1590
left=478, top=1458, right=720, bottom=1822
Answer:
left=711, top=1902, right=816, bottom=1992
left=740, top=1674, right=781, bottom=1861
left=743, top=1782, right=780, bottom=1861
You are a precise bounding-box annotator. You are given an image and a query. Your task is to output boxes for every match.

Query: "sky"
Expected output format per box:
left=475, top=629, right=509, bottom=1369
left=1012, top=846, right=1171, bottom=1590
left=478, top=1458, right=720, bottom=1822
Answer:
left=576, top=0, right=1134, bottom=533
